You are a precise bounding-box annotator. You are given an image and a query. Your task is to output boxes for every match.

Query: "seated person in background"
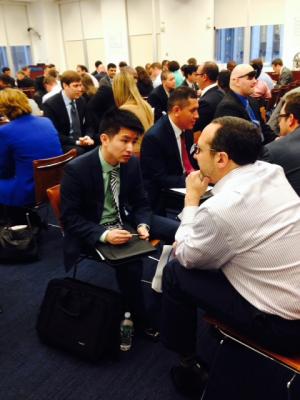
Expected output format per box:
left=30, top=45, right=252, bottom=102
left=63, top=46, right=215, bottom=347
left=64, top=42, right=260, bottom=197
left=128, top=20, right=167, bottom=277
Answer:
left=217, top=69, right=231, bottom=93
left=42, top=75, right=61, bottom=104
left=0, top=74, right=13, bottom=90
left=135, top=66, right=153, bottom=98
left=147, top=70, right=176, bottom=122
left=61, top=108, right=179, bottom=331
left=76, top=64, right=99, bottom=88
left=16, top=70, right=35, bottom=89
left=226, top=60, right=237, bottom=72
left=92, top=60, right=107, bottom=81
left=141, top=87, right=199, bottom=213
left=267, top=85, right=300, bottom=134
left=1, top=67, right=16, bottom=88
left=180, top=64, right=198, bottom=91
left=272, top=58, right=293, bottom=88
left=250, top=58, right=274, bottom=91
left=168, top=60, right=184, bottom=87
left=250, top=59, right=271, bottom=100
left=193, top=61, right=224, bottom=133
left=0, top=88, right=62, bottom=212
left=43, top=70, right=95, bottom=155
left=149, top=62, right=162, bottom=89
left=261, top=93, right=300, bottom=196
left=81, top=73, right=97, bottom=103
left=215, top=63, right=276, bottom=144
left=160, top=116, right=300, bottom=397
left=99, top=63, right=117, bottom=88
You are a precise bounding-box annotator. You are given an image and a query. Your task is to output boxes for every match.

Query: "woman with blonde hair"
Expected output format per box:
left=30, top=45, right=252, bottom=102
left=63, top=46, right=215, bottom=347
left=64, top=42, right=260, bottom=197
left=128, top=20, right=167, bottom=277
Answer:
left=112, top=70, right=154, bottom=153
left=0, top=89, right=62, bottom=212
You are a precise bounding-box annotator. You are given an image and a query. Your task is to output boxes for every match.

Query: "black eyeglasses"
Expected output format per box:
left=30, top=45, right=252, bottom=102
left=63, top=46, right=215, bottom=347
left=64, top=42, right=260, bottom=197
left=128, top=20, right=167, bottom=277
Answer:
left=190, top=143, right=217, bottom=155
left=237, top=70, right=257, bottom=80
left=278, top=113, right=290, bottom=120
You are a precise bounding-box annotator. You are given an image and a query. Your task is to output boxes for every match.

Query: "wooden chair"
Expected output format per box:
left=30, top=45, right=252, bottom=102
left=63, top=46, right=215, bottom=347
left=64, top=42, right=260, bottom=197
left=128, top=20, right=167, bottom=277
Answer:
left=204, top=315, right=300, bottom=399
left=46, top=184, right=62, bottom=229
left=267, top=88, right=281, bottom=111
left=33, top=149, right=77, bottom=207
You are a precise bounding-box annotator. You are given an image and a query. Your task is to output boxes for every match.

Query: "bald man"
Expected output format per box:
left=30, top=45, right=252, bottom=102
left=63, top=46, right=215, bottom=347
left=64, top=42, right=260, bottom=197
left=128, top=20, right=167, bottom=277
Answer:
left=214, top=64, right=276, bottom=144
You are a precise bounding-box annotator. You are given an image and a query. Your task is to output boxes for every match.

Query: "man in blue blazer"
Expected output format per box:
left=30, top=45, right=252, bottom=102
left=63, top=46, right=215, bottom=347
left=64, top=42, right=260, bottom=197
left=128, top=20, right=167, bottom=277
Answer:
left=261, top=93, right=300, bottom=196
left=43, top=70, right=95, bottom=155
left=141, top=87, right=199, bottom=213
left=61, top=108, right=178, bottom=328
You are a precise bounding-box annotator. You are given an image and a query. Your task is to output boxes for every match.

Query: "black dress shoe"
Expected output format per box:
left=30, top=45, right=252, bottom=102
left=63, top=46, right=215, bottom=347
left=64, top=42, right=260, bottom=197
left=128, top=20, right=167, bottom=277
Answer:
left=170, top=363, right=209, bottom=398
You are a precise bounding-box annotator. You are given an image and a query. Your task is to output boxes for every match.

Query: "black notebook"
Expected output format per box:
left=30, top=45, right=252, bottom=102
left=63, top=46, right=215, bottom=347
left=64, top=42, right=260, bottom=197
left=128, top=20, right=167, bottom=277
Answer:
left=95, top=231, right=157, bottom=264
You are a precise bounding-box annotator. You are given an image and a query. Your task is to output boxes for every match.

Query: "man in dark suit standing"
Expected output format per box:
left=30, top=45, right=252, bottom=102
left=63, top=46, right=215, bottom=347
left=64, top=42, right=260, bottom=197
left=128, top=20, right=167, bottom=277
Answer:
left=141, top=87, right=199, bottom=213
left=193, top=61, right=224, bottom=133
left=215, top=64, right=276, bottom=144
left=147, top=70, right=176, bottom=121
left=43, top=70, right=95, bottom=155
left=261, top=93, right=300, bottom=195
left=272, top=58, right=293, bottom=88
left=61, top=108, right=178, bottom=330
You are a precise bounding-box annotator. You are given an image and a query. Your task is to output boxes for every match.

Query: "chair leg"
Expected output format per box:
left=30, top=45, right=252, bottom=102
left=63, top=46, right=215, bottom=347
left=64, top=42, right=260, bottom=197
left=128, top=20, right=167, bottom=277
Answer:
left=72, top=263, right=78, bottom=279
left=287, top=373, right=297, bottom=400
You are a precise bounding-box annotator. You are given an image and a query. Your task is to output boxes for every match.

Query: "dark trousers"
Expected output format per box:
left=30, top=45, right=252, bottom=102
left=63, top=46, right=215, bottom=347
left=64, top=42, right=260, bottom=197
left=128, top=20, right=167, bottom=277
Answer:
left=161, top=259, right=300, bottom=356
left=106, top=215, right=179, bottom=326
left=113, top=259, right=145, bottom=324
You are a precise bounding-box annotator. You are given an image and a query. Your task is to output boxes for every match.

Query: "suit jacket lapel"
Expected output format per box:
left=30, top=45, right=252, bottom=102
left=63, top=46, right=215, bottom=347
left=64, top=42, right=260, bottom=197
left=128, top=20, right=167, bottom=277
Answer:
left=89, top=147, right=105, bottom=219
left=165, top=116, right=183, bottom=170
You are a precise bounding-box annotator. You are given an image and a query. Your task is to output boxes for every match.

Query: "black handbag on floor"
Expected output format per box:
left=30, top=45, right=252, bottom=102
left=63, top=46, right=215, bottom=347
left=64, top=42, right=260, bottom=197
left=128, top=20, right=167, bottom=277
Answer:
left=36, top=278, right=122, bottom=361
left=0, top=212, right=38, bottom=262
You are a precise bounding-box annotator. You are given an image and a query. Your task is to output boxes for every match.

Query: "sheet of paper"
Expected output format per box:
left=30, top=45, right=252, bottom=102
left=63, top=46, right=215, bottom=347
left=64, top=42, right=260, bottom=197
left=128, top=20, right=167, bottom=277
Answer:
left=171, top=186, right=213, bottom=195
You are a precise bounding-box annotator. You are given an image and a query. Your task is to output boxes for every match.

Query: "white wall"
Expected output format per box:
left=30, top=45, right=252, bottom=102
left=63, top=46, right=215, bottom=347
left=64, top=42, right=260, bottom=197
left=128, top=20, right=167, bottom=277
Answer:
left=159, top=0, right=215, bottom=64
left=1, top=0, right=299, bottom=72
left=282, top=0, right=300, bottom=68
left=28, top=1, right=66, bottom=71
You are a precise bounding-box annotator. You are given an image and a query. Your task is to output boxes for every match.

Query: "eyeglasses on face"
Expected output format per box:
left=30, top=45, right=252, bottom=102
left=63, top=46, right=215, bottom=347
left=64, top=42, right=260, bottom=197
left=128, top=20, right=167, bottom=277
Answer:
left=195, top=73, right=205, bottom=77
left=190, top=143, right=217, bottom=155
left=278, top=113, right=290, bottom=120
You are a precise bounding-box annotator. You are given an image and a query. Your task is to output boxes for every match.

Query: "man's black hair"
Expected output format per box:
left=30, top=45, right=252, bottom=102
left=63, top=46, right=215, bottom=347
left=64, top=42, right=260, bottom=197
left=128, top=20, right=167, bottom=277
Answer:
left=167, top=86, right=197, bottom=112
left=107, top=63, right=117, bottom=70
left=2, top=67, right=10, bottom=73
left=99, top=107, right=144, bottom=137
left=211, top=116, right=262, bottom=165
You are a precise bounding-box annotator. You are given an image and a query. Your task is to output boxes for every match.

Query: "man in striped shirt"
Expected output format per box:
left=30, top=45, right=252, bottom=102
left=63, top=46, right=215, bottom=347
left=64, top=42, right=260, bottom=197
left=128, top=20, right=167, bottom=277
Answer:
left=160, top=116, right=300, bottom=397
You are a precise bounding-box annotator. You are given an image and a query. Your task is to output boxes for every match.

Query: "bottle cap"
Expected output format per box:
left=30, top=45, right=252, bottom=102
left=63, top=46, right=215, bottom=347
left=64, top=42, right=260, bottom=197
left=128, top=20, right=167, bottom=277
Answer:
left=124, top=312, right=131, bottom=319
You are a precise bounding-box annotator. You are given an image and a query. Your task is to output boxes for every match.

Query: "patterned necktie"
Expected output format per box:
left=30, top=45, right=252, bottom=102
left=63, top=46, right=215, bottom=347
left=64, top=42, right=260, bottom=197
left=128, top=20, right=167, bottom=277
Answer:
left=70, top=101, right=81, bottom=139
left=181, top=132, right=195, bottom=175
left=110, top=168, right=123, bottom=225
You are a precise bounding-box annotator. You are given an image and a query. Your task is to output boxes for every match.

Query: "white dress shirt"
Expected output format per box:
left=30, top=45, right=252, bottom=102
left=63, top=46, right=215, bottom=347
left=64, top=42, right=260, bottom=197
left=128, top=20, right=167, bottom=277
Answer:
left=175, top=161, right=300, bottom=319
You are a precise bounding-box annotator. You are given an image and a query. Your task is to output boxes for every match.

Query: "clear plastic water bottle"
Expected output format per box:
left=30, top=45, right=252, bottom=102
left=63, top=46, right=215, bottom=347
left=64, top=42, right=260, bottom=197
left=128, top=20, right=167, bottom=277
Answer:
left=120, top=312, right=134, bottom=351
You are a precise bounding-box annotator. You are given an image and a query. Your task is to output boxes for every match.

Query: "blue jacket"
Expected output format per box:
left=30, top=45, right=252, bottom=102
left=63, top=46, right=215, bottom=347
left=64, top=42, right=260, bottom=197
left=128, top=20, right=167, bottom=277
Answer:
left=0, top=114, right=62, bottom=206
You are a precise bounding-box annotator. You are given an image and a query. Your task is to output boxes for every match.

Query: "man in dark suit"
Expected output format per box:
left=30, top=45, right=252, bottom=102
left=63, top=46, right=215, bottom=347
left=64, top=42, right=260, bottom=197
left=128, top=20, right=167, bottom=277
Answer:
left=193, top=61, right=224, bottom=133
left=43, top=70, right=95, bottom=155
left=272, top=58, right=293, bottom=88
left=214, top=64, right=276, bottom=144
left=61, top=108, right=178, bottom=329
left=147, top=70, right=176, bottom=121
left=261, top=93, right=300, bottom=195
left=141, top=87, right=199, bottom=213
